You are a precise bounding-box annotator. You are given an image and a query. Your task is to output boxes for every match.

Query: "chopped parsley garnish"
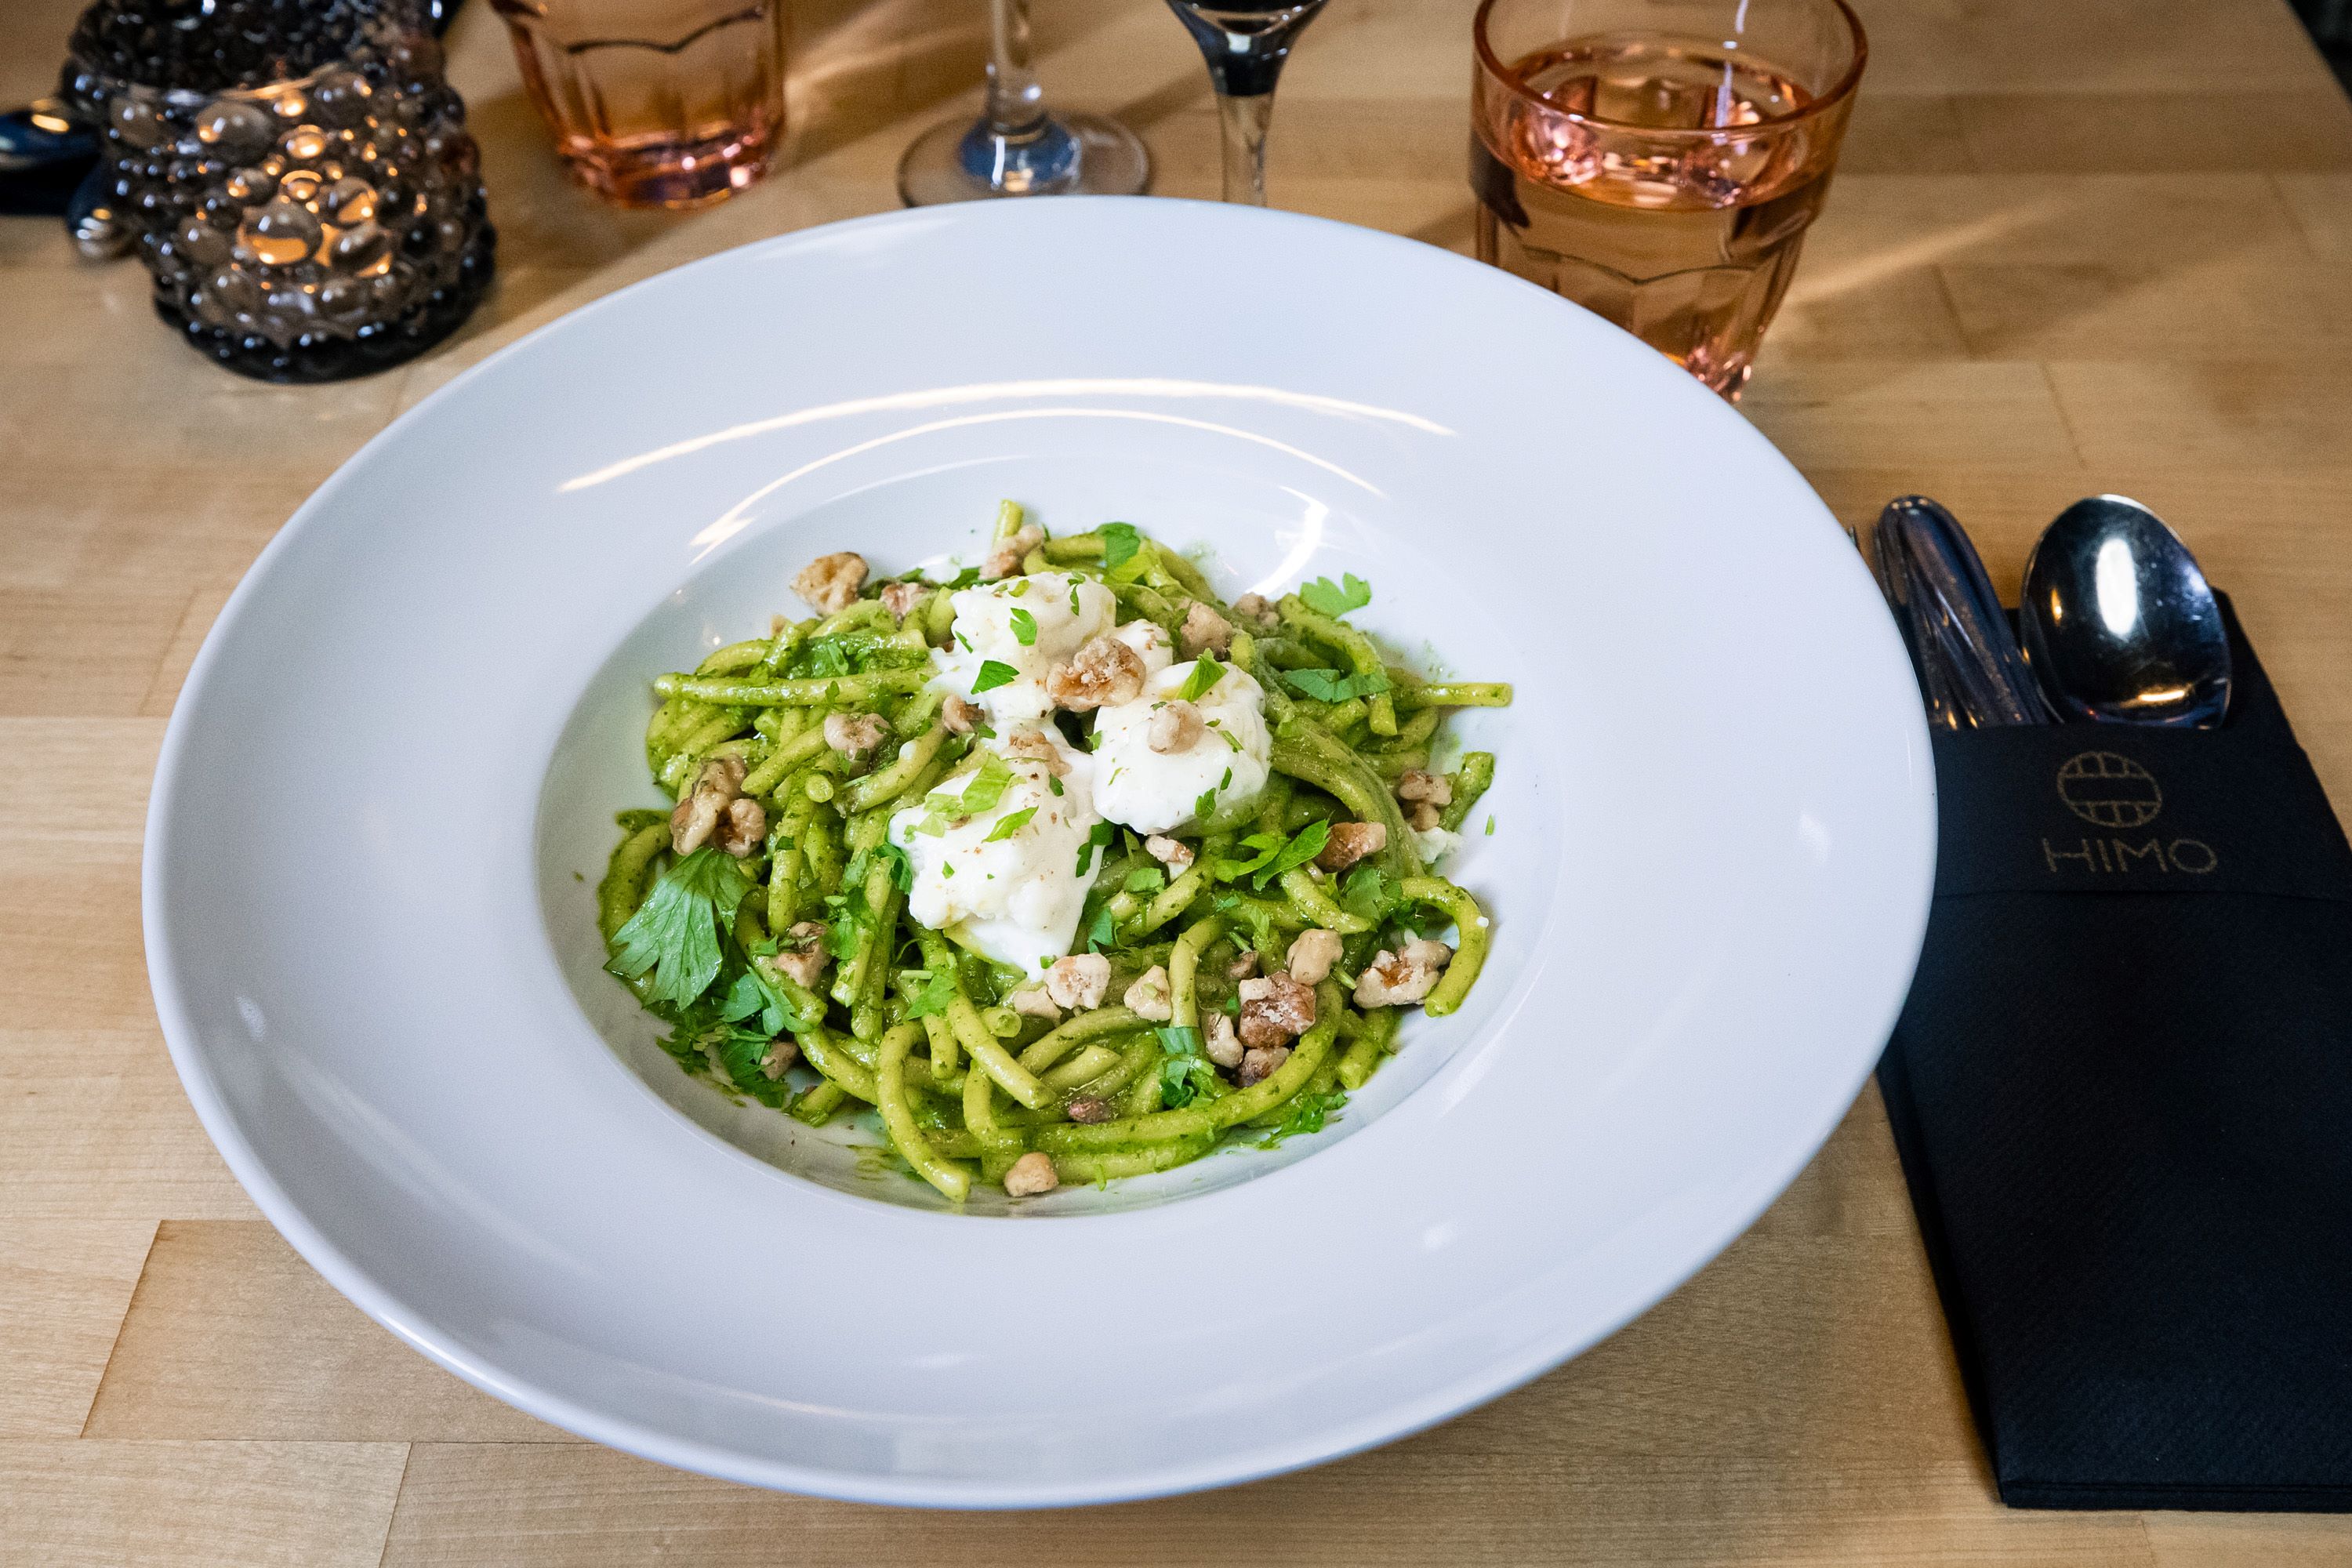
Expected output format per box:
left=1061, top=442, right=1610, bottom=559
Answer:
left=843, top=840, right=915, bottom=893
left=606, top=848, right=750, bottom=1008
left=1124, top=866, right=1167, bottom=895
left=717, top=963, right=807, bottom=1038
left=1485, top=814, right=1495, bottom=836
left=1176, top=653, right=1225, bottom=703
left=1279, top=666, right=1391, bottom=703
left=1156, top=1025, right=1218, bottom=1107
left=898, top=967, right=956, bottom=1018
left=1074, top=820, right=1116, bottom=876
left=1226, top=819, right=1330, bottom=891
left=982, top=805, right=1037, bottom=843
left=1007, top=607, right=1038, bottom=646
left=1047, top=773, right=1065, bottom=797
left=1219, top=727, right=1242, bottom=751
left=1193, top=785, right=1218, bottom=821
left=1008, top=579, right=1029, bottom=598
left=971, top=659, right=1018, bottom=694
left=1101, top=521, right=1142, bottom=572
left=1257, top=1088, right=1345, bottom=1147
left=1339, top=864, right=1402, bottom=924
left=954, top=631, right=973, bottom=652
left=1300, top=572, right=1372, bottom=619
left=1084, top=904, right=1118, bottom=952
left=1068, top=583, right=1081, bottom=616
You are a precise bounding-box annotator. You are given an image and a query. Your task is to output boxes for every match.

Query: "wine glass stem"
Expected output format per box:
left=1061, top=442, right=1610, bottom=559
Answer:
left=1215, top=90, right=1275, bottom=206
left=986, top=0, right=1049, bottom=138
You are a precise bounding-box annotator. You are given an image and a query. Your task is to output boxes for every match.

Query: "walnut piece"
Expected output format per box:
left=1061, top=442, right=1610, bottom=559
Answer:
left=769, top=921, right=830, bottom=988
left=1396, top=769, right=1453, bottom=805
left=760, top=1039, right=800, bottom=1080
left=984, top=523, right=1045, bottom=580
left=1230, top=593, right=1280, bottom=632
left=1008, top=984, right=1062, bottom=1021
left=1204, top=1012, right=1244, bottom=1069
left=1044, top=953, right=1111, bottom=1011
left=824, top=711, right=889, bottom=757
left=1286, top=928, right=1343, bottom=987
left=878, top=580, right=927, bottom=622
left=1406, top=800, right=1443, bottom=832
left=942, top=695, right=981, bottom=733
left=1239, top=1044, right=1290, bottom=1087
left=1065, top=1096, right=1115, bottom=1124
left=792, top=552, right=867, bottom=615
left=1178, top=601, right=1232, bottom=658
left=1123, top=964, right=1174, bottom=1022
left=1003, top=728, right=1070, bottom=776
left=1354, top=938, right=1454, bottom=1007
left=715, top=795, right=767, bottom=858
left=1003, top=1150, right=1058, bottom=1196
left=1145, top=834, right=1195, bottom=873
left=1315, top=819, right=1388, bottom=873
left=1238, top=971, right=1316, bottom=1048
left=1045, top=634, right=1146, bottom=711
left=670, top=755, right=749, bottom=855
left=1147, top=700, right=1207, bottom=754
left=1226, top=948, right=1260, bottom=982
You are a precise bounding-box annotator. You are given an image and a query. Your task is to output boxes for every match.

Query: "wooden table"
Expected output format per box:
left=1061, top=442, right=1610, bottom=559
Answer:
left=8, top=0, right=2352, bottom=1559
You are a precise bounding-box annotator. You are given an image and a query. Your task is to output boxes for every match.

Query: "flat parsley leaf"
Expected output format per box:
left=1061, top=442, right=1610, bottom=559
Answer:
left=982, top=805, right=1037, bottom=843
left=1101, top=521, right=1142, bottom=571
left=606, top=848, right=751, bottom=1009
left=1074, top=820, right=1116, bottom=877
left=1176, top=653, right=1225, bottom=703
left=844, top=840, right=915, bottom=893
left=957, top=751, right=1017, bottom=815
left=1224, top=819, right=1330, bottom=891
left=1339, top=864, right=1401, bottom=925
left=1300, top=573, right=1372, bottom=619
left=1257, top=1088, right=1346, bottom=1147
left=898, top=967, right=956, bottom=1019
left=1279, top=666, right=1392, bottom=704
left=971, top=659, right=1018, bottom=695
left=1007, top=607, right=1038, bottom=646
left=1156, top=1025, right=1218, bottom=1107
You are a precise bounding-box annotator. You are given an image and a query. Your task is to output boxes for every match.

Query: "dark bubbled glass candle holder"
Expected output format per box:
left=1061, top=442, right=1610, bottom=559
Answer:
left=70, top=0, right=495, bottom=382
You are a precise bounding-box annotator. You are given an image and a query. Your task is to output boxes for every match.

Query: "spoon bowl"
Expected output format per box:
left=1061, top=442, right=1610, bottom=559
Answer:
left=2020, top=495, right=2231, bottom=728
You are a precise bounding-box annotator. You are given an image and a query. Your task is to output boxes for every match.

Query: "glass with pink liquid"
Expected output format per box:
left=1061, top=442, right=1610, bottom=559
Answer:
left=1471, top=0, right=1864, bottom=397
left=491, top=0, right=786, bottom=208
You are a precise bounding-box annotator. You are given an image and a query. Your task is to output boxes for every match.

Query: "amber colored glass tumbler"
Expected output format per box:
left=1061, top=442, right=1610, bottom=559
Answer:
left=1471, top=0, right=1864, bottom=398
left=491, top=0, right=786, bottom=208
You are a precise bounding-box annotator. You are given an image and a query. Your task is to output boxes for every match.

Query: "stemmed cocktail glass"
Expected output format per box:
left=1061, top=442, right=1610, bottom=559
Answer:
left=898, top=0, right=1149, bottom=204
left=1163, top=0, right=1330, bottom=205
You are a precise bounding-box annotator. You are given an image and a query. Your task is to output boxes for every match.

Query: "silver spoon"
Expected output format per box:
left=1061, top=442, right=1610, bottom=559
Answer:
left=2019, top=495, right=2231, bottom=728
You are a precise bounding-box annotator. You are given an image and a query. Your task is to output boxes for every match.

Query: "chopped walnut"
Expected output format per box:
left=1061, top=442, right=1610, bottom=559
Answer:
left=760, top=1038, right=800, bottom=1080
left=1226, top=948, right=1260, bottom=982
left=1230, top=593, right=1280, bottom=632
left=878, top=580, right=927, bottom=622
left=1238, top=971, right=1316, bottom=1048
left=1147, top=700, right=1206, bottom=754
left=983, top=523, right=1045, bottom=580
left=1397, top=769, right=1453, bottom=805
left=1204, top=1011, right=1244, bottom=1069
left=1044, top=953, right=1111, bottom=1011
left=1003, top=728, right=1070, bottom=776
left=792, top=552, right=867, bottom=615
left=670, top=756, right=748, bottom=855
left=1003, top=1150, right=1058, bottom=1196
left=1045, top=634, right=1146, bottom=711
left=1123, top=964, right=1174, bottom=1022
left=1239, top=1044, right=1290, bottom=1087
left=715, top=795, right=767, bottom=858
left=1406, top=800, right=1444, bottom=832
left=1286, top=928, right=1343, bottom=987
left=942, top=695, right=981, bottom=733
left=1354, top=938, right=1454, bottom=1007
left=1065, top=1096, right=1115, bottom=1124
left=1315, top=819, right=1388, bottom=873
left=770, top=921, right=830, bottom=988
left=1008, top=984, right=1062, bottom=1021
left=1145, top=834, right=1195, bottom=873
left=824, top=711, right=889, bottom=757
left=1179, top=601, right=1232, bottom=658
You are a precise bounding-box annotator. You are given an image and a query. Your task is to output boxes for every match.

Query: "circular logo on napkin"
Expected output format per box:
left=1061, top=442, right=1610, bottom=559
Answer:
left=2057, top=752, right=2162, bottom=828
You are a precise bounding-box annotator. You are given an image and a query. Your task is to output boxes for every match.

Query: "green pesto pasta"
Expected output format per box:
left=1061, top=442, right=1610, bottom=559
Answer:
left=599, top=505, right=1510, bottom=1205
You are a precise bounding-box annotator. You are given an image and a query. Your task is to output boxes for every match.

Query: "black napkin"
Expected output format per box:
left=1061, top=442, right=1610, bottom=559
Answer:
left=1878, top=598, right=2352, bottom=1512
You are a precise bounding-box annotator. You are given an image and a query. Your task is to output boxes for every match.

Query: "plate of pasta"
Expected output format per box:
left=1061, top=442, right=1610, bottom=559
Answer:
left=145, top=197, right=1936, bottom=1504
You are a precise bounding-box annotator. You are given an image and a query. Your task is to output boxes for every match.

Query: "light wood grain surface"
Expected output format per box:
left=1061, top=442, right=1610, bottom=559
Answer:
left=5, top=0, right=2351, bottom=1559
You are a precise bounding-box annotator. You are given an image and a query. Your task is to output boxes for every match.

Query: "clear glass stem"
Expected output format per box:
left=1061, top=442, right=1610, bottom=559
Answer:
left=1215, top=90, right=1275, bottom=206
left=986, top=0, right=1048, bottom=139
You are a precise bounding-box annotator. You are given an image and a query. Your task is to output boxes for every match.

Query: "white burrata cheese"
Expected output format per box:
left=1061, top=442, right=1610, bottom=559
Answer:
left=1091, top=660, right=1272, bottom=836
left=889, top=727, right=1104, bottom=973
left=930, top=572, right=1116, bottom=727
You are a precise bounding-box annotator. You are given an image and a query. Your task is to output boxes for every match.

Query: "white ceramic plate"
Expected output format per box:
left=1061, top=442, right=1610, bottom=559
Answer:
left=146, top=198, right=1933, bottom=1507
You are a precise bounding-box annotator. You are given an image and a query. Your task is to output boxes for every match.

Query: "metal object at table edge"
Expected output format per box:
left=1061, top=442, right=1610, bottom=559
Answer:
left=1858, top=495, right=2048, bottom=730
left=2020, top=494, right=2233, bottom=729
